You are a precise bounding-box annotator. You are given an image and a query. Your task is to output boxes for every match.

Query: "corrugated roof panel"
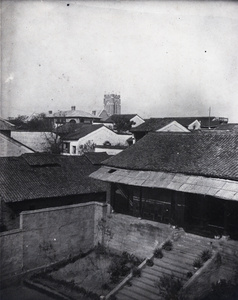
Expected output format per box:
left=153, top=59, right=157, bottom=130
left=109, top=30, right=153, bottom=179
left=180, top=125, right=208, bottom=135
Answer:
left=167, top=181, right=184, bottom=190
left=89, top=167, right=238, bottom=201
left=207, top=187, right=220, bottom=196
left=222, top=182, right=238, bottom=192
left=215, top=190, right=237, bottom=200
left=135, top=171, right=151, bottom=180
left=173, top=173, right=189, bottom=183
left=231, top=193, right=238, bottom=201
left=181, top=183, right=200, bottom=193
left=185, top=176, right=198, bottom=184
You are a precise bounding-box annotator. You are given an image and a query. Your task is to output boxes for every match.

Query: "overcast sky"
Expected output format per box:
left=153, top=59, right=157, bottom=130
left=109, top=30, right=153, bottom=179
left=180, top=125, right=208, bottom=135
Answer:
left=1, top=1, right=238, bottom=121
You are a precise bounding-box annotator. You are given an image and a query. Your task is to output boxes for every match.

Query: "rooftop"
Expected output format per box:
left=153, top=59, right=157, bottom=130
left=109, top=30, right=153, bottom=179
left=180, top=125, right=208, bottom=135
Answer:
left=0, top=118, right=15, bottom=131
left=131, top=117, right=227, bottom=132
left=105, top=114, right=138, bottom=123
left=0, top=153, right=108, bottom=203
left=102, top=131, right=238, bottom=181
left=62, top=124, right=104, bottom=140
left=46, top=109, right=99, bottom=119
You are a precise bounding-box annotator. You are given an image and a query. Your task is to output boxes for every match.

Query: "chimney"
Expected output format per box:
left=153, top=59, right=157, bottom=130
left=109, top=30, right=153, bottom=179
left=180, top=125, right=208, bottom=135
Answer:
left=71, top=106, right=76, bottom=111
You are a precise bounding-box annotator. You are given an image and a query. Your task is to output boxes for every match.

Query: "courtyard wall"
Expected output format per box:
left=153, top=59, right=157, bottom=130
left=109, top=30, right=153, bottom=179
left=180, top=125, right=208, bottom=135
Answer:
left=103, top=213, right=173, bottom=258
left=0, top=202, right=106, bottom=283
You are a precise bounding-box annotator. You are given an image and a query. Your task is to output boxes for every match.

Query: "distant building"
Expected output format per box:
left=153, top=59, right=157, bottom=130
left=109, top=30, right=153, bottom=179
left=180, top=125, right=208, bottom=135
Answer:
left=104, top=94, right=121, bottom=116
left=91, top=109, right=110, bottom=121
left=0, top=117, right=15, bottom=137
left=11, top=131, right=57, bottom=152
left=45, top=106, right=100, bottom=127
left=131, top=116, right=228, bottom=141
left=61, top=124, right=131, bottom=155
left=0, top=118, right=34, bottom=156
left=0, top=133, right=34, bottom=157
left=105, top=114, right=145, bottom=130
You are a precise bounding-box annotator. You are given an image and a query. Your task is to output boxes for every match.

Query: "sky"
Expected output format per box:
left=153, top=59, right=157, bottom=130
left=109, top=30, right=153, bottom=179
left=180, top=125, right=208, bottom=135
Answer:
left=1, top=0, right=238, bottom=121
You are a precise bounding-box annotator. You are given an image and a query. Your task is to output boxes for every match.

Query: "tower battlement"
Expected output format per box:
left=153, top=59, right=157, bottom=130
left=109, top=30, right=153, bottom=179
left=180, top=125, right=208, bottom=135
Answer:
left=104, top=93, right=121, bottom=116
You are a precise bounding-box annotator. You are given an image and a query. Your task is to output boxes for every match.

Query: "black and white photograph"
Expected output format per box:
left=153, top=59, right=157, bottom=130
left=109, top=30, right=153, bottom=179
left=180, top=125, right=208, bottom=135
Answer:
left=0, top=1, right=238, bottom=299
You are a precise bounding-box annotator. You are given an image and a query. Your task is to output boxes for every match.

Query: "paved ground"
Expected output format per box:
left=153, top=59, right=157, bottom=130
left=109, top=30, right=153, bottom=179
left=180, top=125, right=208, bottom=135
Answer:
left=0, top=285, right=55, bottom=300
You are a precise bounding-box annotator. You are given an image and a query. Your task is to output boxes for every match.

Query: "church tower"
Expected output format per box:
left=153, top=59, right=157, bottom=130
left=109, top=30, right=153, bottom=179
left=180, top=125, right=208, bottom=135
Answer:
left=104, top=93, right=121, bottom=116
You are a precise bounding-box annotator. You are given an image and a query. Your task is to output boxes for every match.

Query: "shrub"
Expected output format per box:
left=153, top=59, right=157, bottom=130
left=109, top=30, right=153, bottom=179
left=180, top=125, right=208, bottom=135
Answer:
left=109, top=295, right=117, bottom=300
left=132, top=267, right=141, bottom=277
left=203, top=279, right=238, bottom=300
left=186, top=271, right=193, bottom=279
left=158, top=274, right=183, bottom=300
left=101, top=283, right=110, bottom=290
left=200, top=249, right=212, bottom=263
left=162, top=240, right=173, bottom=251
left=193, top=257, right=203, bottom=269
left=154, top=248, right=163, bottom=259
left=146, top=258, right=154, bottom=267
left=108, top=251, right=143, bottom=284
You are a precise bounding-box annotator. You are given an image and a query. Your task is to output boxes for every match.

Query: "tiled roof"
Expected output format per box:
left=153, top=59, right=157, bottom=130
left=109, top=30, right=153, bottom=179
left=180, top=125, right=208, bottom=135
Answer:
left=103, top=132, right=238, bottom=181
left=131, top=117, right=223, bottom=132
left=105, top=114, right=138, bottom=123
left=62, top=124, right=104, bottom=141
left=47, top=110, right=98, bottom=119
left=215, top=123, right=238, bottom=131
left=84, top=152, right=111, bottom=165
left=0, top=153, right=107, bottom=203
left=0, top=118, right=15, bottom=131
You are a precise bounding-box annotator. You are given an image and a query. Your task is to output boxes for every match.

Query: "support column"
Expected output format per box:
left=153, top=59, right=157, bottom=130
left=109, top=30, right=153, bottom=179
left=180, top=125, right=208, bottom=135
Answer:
left=223, top=201, right=229, bottom=236
left=139, top=187, right=143, bottom=218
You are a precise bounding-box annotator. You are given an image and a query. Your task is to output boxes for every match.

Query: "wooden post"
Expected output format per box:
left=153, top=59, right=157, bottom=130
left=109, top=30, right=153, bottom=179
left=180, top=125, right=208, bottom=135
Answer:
left=139, top=187, right=143, bottom=218
left=223, top=201, right=229, bottom=236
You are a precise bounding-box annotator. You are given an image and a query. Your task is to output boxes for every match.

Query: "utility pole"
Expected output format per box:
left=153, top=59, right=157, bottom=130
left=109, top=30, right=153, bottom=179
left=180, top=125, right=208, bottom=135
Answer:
left=208, top=107, right=211, bottom=129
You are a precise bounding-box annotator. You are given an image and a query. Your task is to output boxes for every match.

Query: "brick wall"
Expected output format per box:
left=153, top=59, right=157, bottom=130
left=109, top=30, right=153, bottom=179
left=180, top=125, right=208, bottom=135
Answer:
left=0, top=202, right=106, bottom=282
left=0, top=229, right=23, bottom=280
left=103, top=213, right=173, bottom=258
left=0, top=201, right=19, bottom=231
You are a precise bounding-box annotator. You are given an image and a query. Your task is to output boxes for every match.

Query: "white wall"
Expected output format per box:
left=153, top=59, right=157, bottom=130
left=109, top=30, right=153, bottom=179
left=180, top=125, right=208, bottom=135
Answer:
left=11, top=131, right=57, bottom=152
left=64, top=126, right=131, bottom=155
left=131, top=115, right=145, bottom=127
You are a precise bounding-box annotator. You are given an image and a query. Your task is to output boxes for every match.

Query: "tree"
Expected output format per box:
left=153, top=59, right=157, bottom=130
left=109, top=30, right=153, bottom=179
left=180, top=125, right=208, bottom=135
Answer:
left=9, top=115, right=28, bottom=128
left=113, top=116, right=135, bottom=133
left=78, top=140, right=96, bottom=155
left=43, top=131, right=62, bottom=154
left=9, top=113, right=52, bottom=131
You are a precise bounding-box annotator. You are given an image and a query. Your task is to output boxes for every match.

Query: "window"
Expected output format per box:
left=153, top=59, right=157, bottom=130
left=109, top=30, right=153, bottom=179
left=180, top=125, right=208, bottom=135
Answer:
left=63, top=143, right=70, bottom=153
left=72, top=146, right=76, bottom=154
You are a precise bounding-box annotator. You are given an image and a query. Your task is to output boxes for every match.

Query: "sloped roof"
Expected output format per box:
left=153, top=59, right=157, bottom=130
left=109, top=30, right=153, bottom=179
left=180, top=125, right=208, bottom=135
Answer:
left=0, top=153, right=107, bottom=203
left=84, top=152, right=111, bottom=165
left=102, top=132, right=238, bottom=181
left=215, top=123, right=238, bottom=131
left=131, top=117, right=223, bottom=132
left=11, top=131, right=56, bottom=152
left=91, top=167, right=238, bottom=201
left=105, top=114, right=138, bottom=123
left=0, top=118, right=15, bottom=131
left=47, top=110, right=98, bottom=119
left=0, top=133, right=35, bottom=157
left=63, top=124, right=104, bottom=141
